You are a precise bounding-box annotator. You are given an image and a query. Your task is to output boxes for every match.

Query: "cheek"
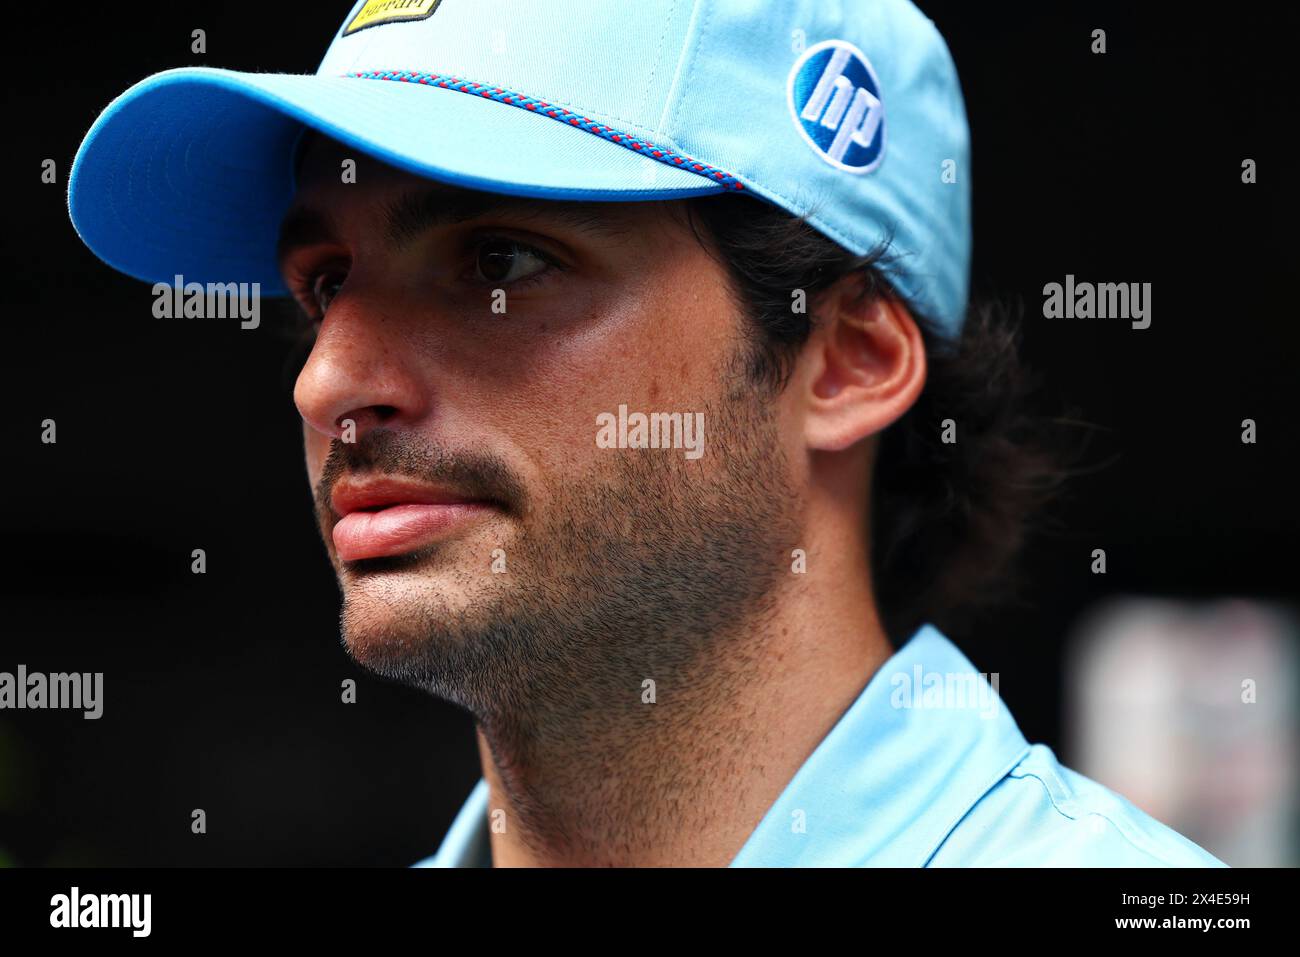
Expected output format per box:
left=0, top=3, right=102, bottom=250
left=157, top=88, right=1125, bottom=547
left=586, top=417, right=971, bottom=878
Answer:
left=521, top=305, right=734, bottom=483
left=510, top=255, right=739, bottom=431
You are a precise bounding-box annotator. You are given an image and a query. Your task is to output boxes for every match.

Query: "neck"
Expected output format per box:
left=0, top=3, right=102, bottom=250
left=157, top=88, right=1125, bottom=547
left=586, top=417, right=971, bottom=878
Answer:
left=475, top=497, right=892, bottom=867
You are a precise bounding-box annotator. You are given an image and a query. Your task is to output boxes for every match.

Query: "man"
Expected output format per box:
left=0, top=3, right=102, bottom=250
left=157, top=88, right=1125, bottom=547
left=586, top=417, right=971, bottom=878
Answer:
left=67, top=0, right=1225, bottom=866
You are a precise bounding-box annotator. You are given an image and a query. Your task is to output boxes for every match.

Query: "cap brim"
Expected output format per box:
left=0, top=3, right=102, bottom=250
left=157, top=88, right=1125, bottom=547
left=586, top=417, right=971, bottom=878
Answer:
left=68, top=66, right=728, bottom=292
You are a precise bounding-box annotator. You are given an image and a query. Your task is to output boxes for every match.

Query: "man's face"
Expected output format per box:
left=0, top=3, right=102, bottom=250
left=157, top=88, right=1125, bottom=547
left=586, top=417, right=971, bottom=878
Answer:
left=282, top=135, right=804, bottom=714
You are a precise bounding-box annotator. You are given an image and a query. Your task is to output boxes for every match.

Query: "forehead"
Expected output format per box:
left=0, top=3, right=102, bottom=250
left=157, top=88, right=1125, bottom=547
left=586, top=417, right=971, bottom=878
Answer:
left=294, top=130, right=414, bottom=194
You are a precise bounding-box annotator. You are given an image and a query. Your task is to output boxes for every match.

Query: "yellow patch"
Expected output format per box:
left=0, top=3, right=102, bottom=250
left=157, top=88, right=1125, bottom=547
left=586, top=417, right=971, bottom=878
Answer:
left=342, top=0, right=443, bottom=37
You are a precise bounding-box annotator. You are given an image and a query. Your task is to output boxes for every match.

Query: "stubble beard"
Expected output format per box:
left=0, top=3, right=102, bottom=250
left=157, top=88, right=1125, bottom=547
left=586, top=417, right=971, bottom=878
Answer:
left=334, top=360, right=803, bottom=750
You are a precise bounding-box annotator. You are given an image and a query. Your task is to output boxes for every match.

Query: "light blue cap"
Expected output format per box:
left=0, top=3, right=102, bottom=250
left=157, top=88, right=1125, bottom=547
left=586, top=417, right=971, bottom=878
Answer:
left=68, top=0, right=972, bottom=336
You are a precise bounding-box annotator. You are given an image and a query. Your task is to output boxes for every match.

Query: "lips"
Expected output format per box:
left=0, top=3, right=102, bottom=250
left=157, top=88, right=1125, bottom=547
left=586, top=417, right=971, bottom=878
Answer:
left=329, top=477, right=495, bottom=562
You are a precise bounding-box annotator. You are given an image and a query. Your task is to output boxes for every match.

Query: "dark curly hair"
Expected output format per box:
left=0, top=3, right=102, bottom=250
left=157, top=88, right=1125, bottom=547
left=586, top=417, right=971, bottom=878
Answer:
left=678, top=192, right=1067, bottom=643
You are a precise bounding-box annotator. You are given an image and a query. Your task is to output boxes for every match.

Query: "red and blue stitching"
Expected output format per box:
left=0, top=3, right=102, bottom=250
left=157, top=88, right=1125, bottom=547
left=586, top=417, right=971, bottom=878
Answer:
left=346, top=70, right=745, bottom=191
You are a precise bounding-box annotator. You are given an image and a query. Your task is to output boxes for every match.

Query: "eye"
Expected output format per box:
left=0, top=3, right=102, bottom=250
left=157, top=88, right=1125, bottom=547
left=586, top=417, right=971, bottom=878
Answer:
left=311, top=269, right=346, bottom=317
left=473, top=238, right=552, bottom=285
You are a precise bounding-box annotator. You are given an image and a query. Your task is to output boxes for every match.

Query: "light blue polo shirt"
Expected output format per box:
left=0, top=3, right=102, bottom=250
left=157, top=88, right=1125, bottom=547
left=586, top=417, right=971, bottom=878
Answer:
left=413, top=624, right=1226, bottom=867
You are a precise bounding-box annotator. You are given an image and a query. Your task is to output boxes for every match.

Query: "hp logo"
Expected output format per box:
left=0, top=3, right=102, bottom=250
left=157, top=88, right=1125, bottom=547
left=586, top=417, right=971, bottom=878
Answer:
left=787, top=40, right=886, bottom=173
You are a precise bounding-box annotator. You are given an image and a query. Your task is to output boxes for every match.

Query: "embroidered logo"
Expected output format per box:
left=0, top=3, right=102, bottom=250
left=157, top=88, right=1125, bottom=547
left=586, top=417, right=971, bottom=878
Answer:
left=343, top=0, right=443, bottom=37
left=787, top=40, right=886, bottom=173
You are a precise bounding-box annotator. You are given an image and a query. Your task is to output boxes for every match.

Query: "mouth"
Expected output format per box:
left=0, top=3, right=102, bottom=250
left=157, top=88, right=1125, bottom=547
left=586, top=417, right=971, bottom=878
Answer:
left=329, top=477, right=499, bottom=562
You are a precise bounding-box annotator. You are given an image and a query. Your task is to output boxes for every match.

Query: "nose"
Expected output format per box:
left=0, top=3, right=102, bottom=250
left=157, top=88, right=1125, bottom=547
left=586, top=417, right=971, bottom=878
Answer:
left=293, top=288, right=431, bottom=441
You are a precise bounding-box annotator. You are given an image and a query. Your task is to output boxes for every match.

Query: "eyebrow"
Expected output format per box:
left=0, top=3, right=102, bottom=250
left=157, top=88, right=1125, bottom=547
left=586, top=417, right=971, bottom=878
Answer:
left=276, top=206, right=337, bottom=266
left=276, top=185, right=634, bottom=266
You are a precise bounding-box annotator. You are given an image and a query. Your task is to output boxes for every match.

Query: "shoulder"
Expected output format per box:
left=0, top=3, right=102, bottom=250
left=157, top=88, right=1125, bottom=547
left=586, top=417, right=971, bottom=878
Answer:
left=928, top=743, right=1227, bottom=867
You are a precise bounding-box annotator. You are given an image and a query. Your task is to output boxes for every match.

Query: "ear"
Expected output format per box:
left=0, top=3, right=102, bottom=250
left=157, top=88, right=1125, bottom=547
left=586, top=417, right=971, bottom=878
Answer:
left=799, top=278, right=927, bottom=453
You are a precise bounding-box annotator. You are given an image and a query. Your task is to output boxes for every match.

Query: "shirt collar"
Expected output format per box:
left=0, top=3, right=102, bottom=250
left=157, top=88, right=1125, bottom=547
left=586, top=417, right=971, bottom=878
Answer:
left=424, top=776, right=492, bottom=867
left=423, top=624, right=1030, bottom=867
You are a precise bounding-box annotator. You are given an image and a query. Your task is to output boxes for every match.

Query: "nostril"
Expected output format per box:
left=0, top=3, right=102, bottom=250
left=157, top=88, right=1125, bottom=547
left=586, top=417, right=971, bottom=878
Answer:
left=372, top=404, right=400, bottom=423
left=334, top=405, right=401, bottom=438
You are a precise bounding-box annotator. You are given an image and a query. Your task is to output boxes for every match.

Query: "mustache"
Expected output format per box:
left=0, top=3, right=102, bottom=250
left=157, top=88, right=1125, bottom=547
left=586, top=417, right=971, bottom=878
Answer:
left=314, top=429, right=527, bottom=519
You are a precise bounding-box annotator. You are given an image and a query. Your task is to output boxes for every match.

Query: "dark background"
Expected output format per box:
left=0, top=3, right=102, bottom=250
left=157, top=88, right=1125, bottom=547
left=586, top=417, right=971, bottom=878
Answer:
left=0, top=2, right=1293, bottom=865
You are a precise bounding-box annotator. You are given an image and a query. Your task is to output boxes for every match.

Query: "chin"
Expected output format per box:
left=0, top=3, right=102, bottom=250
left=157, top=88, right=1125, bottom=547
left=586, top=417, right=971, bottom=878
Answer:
left=336, top=562, right=490, bottom=654
left=338, top=593, right=449, bottom=672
